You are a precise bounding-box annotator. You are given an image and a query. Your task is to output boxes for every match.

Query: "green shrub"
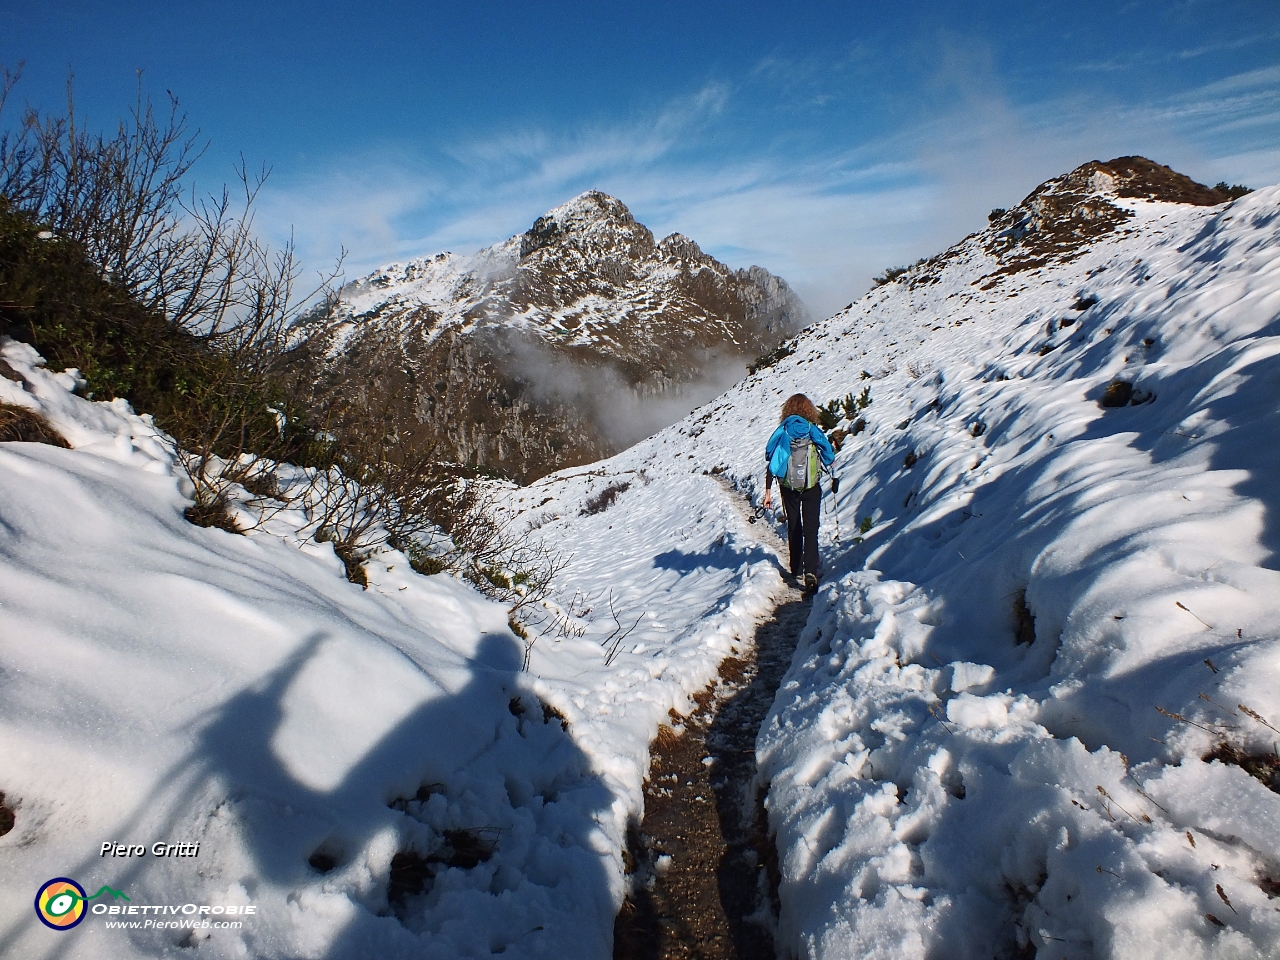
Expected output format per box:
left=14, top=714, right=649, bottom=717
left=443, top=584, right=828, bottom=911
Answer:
left=1212, top=182, right=1252, bottom=201
left=477, top=566, right=511, bottom=590
left=818, top=400, right=840, bottom=431
left=748, top=341, right=795, bottom=375
left=872, top=266, right=909, bottom=287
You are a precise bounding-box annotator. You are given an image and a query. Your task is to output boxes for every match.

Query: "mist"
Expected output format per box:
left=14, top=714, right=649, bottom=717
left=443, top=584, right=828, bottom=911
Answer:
left=491, top=329, right=748, bottom=452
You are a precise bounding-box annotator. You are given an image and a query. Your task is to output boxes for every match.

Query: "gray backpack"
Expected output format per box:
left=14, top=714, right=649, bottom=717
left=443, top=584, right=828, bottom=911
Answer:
left=783, top=435, right=819, bottom=490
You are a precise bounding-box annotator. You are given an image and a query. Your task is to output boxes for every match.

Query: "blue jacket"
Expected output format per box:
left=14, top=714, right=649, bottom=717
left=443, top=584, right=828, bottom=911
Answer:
left=766, top=416, right=835, bottom=486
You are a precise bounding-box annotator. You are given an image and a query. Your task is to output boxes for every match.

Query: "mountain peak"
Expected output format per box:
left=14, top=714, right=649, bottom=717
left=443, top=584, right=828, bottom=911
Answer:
left=316, top=191, right=807, bottom=482
left=543, top=190, right=635, bottom=225
left=519, top=190, right=652, bottom=260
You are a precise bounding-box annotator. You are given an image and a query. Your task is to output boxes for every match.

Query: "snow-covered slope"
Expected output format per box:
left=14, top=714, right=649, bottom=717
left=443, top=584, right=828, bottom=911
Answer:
left=511, top=164, right=1280, bottom=958
left=0, top=344, right=627, bottom=959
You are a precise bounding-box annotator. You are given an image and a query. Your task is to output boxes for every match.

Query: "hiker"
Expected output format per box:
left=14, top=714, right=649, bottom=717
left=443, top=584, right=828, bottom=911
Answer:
left=763, top=393, right=837, bottom=592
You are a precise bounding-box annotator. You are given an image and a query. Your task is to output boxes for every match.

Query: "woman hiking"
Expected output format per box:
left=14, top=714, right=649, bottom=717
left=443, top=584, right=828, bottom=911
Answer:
left=763, top=394, right=837, bottom=592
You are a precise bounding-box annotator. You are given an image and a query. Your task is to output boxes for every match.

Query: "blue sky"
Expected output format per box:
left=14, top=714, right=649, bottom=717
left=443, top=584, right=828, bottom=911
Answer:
left=3, top=0, right=1279, bottom=316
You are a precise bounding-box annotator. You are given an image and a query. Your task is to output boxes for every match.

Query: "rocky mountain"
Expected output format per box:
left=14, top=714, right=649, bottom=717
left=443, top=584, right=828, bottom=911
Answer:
left=304, top=191, right=807, bottom=482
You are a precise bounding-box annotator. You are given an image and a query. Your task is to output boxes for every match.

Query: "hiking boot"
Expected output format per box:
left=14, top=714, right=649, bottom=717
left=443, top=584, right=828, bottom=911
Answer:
left=803, top=572, right=818, bottom=593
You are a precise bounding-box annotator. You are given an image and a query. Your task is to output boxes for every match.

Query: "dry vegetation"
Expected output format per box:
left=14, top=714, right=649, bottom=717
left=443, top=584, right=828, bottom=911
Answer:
left=0, top=401, right=68, bottom=446
left=0, top=65, right=559, bottom=634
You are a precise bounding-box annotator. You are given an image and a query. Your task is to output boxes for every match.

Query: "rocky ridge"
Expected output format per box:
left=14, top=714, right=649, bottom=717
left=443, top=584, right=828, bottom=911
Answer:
left=307, top=191, right=807, bottom=482
left=893, top=156, right=1248, bottom=294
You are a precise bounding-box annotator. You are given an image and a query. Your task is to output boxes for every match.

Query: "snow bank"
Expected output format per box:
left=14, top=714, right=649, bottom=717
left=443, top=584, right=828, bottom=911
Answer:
left=0, top=343, right=621, bottom=959
left=479, top=182, right=1280, bottom=958
left=742, top=186, right=1280, bottom=957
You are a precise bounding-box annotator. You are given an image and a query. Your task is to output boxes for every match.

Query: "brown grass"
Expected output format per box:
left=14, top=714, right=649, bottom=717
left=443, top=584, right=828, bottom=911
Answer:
left=0, top=403, right=69, bottom=447
left=183, top=501, right=243, bottom=535
left=1204, top=741, right=1280, bottom=794
left=332, top=542, right=368, bottom=588
left=1101, top=380, right=1133, bottom=408
left=540, top=700, right=569, bottom=729
left=386, top=829, right=499, bottom=916
left=652, top=724, right=681, bottom=750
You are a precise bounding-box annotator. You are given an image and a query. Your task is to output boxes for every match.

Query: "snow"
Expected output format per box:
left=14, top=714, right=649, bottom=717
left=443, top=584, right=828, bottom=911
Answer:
left=0, top=346, right=621, bottom=958
left=4, top=176, right=1280, bottom=958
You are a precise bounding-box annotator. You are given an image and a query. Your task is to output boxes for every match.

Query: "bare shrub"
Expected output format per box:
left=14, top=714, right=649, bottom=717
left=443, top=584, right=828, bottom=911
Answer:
left=581, top=480, right=631, bottom=516
left=1, top=65, right=343, bottom=514
left=2, top=69, right=574, bottom=632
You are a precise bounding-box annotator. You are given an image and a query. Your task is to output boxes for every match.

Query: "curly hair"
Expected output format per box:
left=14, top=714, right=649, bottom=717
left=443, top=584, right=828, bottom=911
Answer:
left=780, top=393, right=819, bottom=423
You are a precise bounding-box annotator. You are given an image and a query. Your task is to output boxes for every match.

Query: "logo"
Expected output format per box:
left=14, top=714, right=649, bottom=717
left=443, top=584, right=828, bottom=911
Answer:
left=34, top=878, right=129, bottom=931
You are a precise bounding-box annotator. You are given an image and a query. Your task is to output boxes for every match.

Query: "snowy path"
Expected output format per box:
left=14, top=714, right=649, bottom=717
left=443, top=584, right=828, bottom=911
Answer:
left=613, top=582, right=808, bottom=960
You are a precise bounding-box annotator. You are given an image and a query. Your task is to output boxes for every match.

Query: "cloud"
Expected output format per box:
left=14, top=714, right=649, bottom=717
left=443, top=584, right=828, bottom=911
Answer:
left=487, top=328, right=749, bottom=451
left=255, top=160, right=445, bottom=277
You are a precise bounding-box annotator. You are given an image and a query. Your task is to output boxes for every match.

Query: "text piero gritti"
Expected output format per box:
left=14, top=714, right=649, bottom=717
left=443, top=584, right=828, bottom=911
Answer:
left=100, top=841, right=200, bottom=858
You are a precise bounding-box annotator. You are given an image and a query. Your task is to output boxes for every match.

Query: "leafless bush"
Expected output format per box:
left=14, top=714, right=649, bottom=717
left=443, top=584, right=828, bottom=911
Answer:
left=601, top=590, right=644, bottom=666
left=2, top=68, right=573, bottom=626
left=438, top=483, right=572, bottom=667
left=1, top=65, right=343, bottom=512
left=906, top=360, right=931, bottom=380
left=581, top=480, right=630, bottom=516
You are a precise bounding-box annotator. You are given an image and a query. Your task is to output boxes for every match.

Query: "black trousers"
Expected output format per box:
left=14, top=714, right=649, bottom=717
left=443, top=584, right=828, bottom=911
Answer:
left=781, top=484, right=822, bottom=578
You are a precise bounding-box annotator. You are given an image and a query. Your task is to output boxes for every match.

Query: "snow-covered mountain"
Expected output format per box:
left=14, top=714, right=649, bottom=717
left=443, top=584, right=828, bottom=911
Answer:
left=2, top=157, right=1278, bottom=959
left=306, top=191, right=808, bottom=482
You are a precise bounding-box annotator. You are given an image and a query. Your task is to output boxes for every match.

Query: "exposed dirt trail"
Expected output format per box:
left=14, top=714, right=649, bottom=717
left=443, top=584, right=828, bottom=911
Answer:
left=614, top=503, right=809, bottom=960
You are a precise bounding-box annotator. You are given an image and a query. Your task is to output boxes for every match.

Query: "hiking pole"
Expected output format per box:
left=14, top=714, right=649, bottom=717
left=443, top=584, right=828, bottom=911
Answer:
left=750, top=476, right=775, bottom=525
left=828, top=471, right=841, bottom=543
